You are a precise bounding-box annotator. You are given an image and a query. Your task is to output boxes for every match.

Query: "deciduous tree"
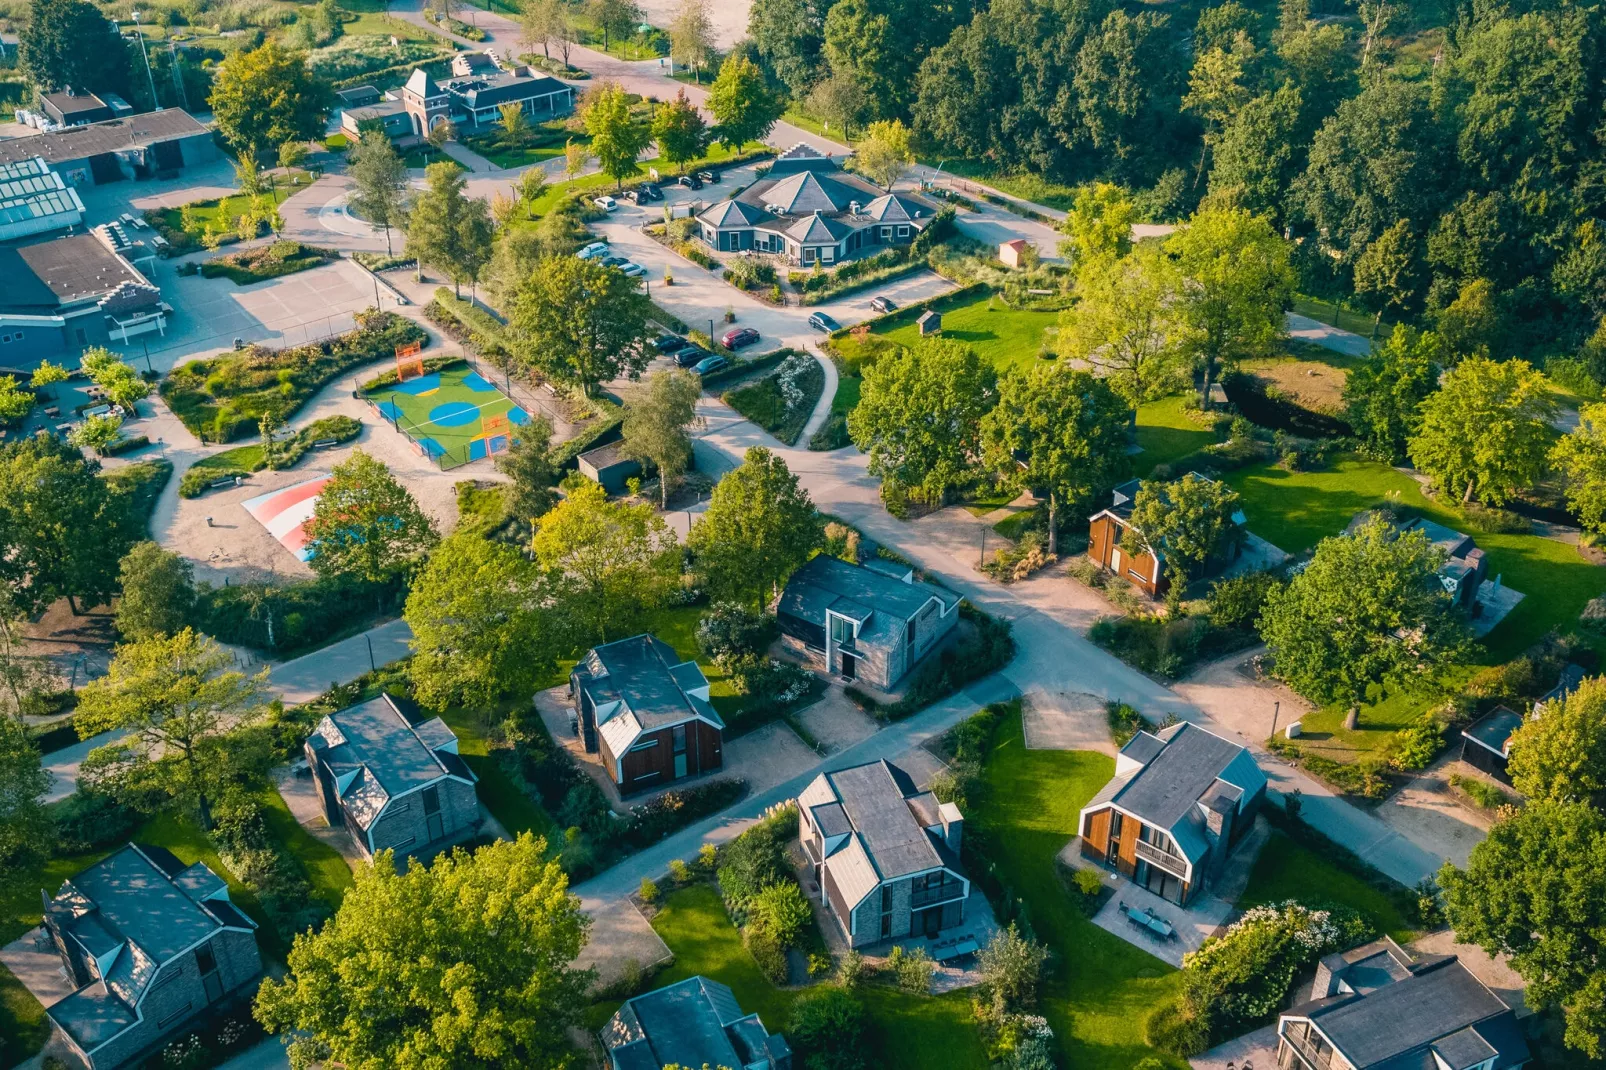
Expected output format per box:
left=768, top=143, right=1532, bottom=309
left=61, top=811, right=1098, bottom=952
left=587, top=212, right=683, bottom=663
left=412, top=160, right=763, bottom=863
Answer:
left=508, top=254, right=654, bottom=394
left=690, top=447, right=822, bottom=609
left=304, top=450, right=438, bottom=583
left=1059, top=182, right=1138, bottom=267
left=115, top=541, right=195, bottom=642
left=1409, top=356, right=1555, bottom=506
left=209, top=42, right=332, bottom=165
left=255, top=834, right=594, bottom=1069
left=847, top=337, right=996, bottom=505
left=1258, top=514, right=1473, bottom=710
left=668, top=0, right=715, bottom=81
left=0, top=718, right=51, bottom=870
left=1165, top=207, right=1294, bottom=409
left=494, top=418, right=559, bottom=527
left=854, top=119, right=913, bottom=190
left=748, top=0, right=825, bottom=98
left=1554, top=402, right=1606, bottom=540
left=520, top=0, right=567, bottom=60
left=587, top=0, right=642, bottom=52
left=583, top=80, right=651, bottom=188
left=406, top=534, right=568, bottom=709
left=1341, top=326, right=1441, bottom=465
left=1440, top=801, right=1606, bottom=1059
left=19, top=0, right=133, bottom=95
left=1058, top=244, right=1184, bottom=405
left=707, top=52, right=782, bottom=153
left=76, top=629, right=271, bottom=829
left=1507, top=675, right=1606, bottom=806
left=651, top=90, right=709, bottom=174
left=980, top=366, right=1130, bottom=556
left=1122, top=474, right=1245, bottom=606
left=1352, top=219, right=1423, bottom=331
left=621, top=369, right=703, bottom=507
left=532, top=481, right=678, bottom=642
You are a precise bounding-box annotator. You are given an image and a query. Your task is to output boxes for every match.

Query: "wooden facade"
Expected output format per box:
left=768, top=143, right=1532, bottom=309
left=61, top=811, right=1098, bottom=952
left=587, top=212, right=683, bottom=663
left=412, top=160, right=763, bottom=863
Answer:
left=599, top=717, right=723, bottom=795
left=1079, top=806, right=1197, bottom=905
left=1088, top=513, right=1165, bottom=598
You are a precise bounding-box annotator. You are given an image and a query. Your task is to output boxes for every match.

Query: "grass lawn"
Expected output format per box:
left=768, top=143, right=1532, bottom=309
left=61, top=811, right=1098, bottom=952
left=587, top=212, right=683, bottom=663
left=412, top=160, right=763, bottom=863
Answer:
left=782, top=106, right=854, bottom=148
left=435, top=703, right=558, bottom=840
left=257, top=787, right=354, bottom=911
left=837, top=288, right=1059, bottom=375
left=1291, top=293, right=1398, bottom=339
left=924, top=158, right=1081, bottom=211
left=526, top=142, right=756, bottom=217
left=1133, top=395, right=1216, bottom=476
left=401, top=147, right=463, bottom=171
left=149, top=169, right=312, bottom=234
left=1237, top=831, right=1415, bottom=943
left=0, top=962, right=48, bottom=1068
left=974, top=708, right=1186, bottom=1069
left=642, top=883, right=988, bottom=1070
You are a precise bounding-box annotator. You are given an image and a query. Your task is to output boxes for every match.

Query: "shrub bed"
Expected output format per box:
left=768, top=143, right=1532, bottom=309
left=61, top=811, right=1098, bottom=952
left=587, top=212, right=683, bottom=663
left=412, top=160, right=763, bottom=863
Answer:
left=179, top=414, right=362, bottom=497
left=200, top=240, right=340, bottom=284
left=195, top=573, right=405, bottom=656
left=423, top=287, right=512, bottom=361
left=552, top=398, right=625, bottom=469
left=1088, top=612, right=1259, bottom=680
left=721, top=353, right=823, bottom=446
left=308, top=35, right=446, bottom=81
left=161, top=310, right=426, bottom=442
left=354, top=251, right=414, bottom=272
left=100, top=435, right=150, bottom=456
left=697, top=348, right=795, bottom=389
left=104, top=459, right=173, bottom=535
left=846, top=601, right=1014, bottom=721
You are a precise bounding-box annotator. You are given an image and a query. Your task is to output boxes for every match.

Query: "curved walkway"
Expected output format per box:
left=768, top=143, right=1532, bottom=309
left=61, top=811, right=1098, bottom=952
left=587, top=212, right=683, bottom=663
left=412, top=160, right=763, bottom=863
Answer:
left=797, top=345, right=839, bottom=444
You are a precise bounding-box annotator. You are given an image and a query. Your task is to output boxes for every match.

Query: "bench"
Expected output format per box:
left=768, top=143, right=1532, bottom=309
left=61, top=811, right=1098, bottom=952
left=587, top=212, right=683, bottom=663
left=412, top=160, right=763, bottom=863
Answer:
left=208, top=476, right=243, bottom=490
left=312, top=438, right=338, bottom=449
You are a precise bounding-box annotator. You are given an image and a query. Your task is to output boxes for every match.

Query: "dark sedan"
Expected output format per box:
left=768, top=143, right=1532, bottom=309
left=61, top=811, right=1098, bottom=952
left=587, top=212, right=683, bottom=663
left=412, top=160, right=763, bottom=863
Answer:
left=653, top=333, right=687, bottom=353
left=672, top=346, right=711, bottom=368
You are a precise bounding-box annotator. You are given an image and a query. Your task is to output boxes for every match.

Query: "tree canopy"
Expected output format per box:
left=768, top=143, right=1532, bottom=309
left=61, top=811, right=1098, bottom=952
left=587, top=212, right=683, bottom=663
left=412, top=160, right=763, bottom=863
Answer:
left=1507, top=675, right=1606, bottom=808
left=1123, top=474, right=1245, bottom=603
left=1408, top=356, right=1556, bottom=506
left=19, top=0, right=133, bottom=97
left=509, top=255, right=654, bottom=395
left=115, top=541, right=196, bottom=642
left=583, top=80, right=650, bottom=188
left=690, top=447, right=823, bottom=609
left=621, top=370, right=702, bottom=508
left=1552, top=402, right=1606, bottom=540
left=1341, top=326, right=1442, bottom=465
left=707, top=53, right=783, bottom=152
left=209, top=43, right=332, bottom=164
left=255, top=834, right=593, bottom=1070
left=304, top=450, right=438, bottom=583
left=532, top=481, right=678, bottom=642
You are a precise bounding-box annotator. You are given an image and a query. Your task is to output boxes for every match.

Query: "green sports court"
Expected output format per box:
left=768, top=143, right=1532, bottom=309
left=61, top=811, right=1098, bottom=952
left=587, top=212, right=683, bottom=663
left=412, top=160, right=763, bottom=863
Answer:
left=364, top=363, right=530, bottom=465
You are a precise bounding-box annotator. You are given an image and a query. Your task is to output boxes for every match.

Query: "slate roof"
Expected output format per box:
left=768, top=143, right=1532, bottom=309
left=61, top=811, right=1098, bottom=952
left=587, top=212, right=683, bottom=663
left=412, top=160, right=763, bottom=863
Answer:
left=699, top=197, right=771, bottom=228
left=0, top=108, right=209, bottom=167
left=45, top=844, right=254, bottom=1052
left=784, top=211, right=855, bottom=243
left=444, top=69, right=570, bottom=110
left=1538, top=663, right=1589, bottom=708
left=306, top=694, right=472, bottom=831
left=1287, top=941, right=1529, bottom=1070
left=800, top=759, right=966, bottom=910
left=574, top=634, right=722, bottom=756
left=601, top=976, right=790, bottom=1070
left=780, top=554, right=958, bottom=633
left=863, top=192, right=927, bottom=223
left=1082, top=722, right=1266, bottom=867
left=767, top=142, right=838, bottom=175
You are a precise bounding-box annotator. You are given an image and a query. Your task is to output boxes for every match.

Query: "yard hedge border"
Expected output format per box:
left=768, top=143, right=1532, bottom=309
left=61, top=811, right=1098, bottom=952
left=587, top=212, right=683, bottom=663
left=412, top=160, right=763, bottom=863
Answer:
left=825, top=282, right=992, bottom=347
left=697, top=348, right=798, bottom=389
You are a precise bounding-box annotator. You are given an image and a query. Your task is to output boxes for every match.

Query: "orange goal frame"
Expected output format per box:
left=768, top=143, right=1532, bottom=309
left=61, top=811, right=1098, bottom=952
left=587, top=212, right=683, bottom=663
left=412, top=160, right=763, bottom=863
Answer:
left=480, top=412, right=513, bottom=455
left=395, top=341, right=425, bottom=382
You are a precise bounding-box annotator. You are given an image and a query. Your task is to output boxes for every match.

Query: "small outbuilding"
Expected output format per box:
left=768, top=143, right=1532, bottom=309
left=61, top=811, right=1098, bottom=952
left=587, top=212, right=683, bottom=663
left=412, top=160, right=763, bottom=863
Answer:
left=577, top=442, right=644, bottom=494
left=998, top=238, right=1030, bottom=267
left=1460, top=705, right=1521, bottom=784
left=917, top=309, right=942, bottom=336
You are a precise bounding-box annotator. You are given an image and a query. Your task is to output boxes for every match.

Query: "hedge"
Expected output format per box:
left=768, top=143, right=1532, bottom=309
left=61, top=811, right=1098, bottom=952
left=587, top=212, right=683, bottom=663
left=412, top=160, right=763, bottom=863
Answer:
left=331, top=55, right=453, bottom=92
left=697, top=348, right=797, bottom=389
left=100, top=435, right=150, bottom=456
left=179, top=414, right=363, bottom=498
left=160, top=310, right=427, bottom=443
left=423, top=288, right=511, bottom=361
left=650, top=301, right=689, bottom=334
left=552, top=398, right=625, bottom=469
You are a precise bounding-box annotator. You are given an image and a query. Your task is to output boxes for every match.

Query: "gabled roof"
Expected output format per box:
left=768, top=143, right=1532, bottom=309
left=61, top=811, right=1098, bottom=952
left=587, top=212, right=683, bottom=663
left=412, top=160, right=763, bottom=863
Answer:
left=784, top=211, right=856, bottom=244
left=601, top=976, right=790, bottom=1070
left=1084, top=722, right=1266, bottom=865
left=1287, top=941, right=1528, bottom=1070
left=444, top=68, right=570, bottom=110
left=45, top=844, right=254, bottom=1052
left=574, top=634, right=722, bottom=755
left=801, top=759, right=966, bottom=910
left=779, top=554, right=958, bottom=637
left=306, top=694, right=471, bottom=830
left=697, top=197, right=773, bottom=228
left=863, top=192, right=928, bottom=223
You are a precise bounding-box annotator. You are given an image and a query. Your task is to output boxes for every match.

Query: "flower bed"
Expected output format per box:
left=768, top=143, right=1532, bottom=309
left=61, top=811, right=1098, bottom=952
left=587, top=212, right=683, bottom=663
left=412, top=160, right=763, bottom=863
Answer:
left=422, top=287, right=512, bottom=361
left=179, top=414, right=363, bottom=497
left=200, top=241, right=341, bottom=285
left=721, top=353, right=823, bottom=446
left=160, top=310, right=426, bottom=443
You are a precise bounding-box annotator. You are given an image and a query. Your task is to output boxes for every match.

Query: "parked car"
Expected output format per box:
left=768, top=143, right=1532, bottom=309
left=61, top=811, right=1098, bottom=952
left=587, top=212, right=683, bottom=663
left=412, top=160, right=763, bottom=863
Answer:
left=577, top=241, right=609, bottom=260
left=676, top=174, right=703, bottom=190
left=622, top=189, right=643, bottom=204
left=620, top=262, right=647, bottom=277
left=673, top=346, right=711, bottom=368
left=693, top=355, right=731, bottom=376
left=808, top=312, right=841, bottom=332
left=640, top=183, right=664, bottom=202
left=601, top=256, right=628, bottom=268
left=721, top=326, right=760, bottom=349
left=870, top=295, right=897, bottom=313
left=653, top=333, right=687, bottom=353
left=697, top=170, right=719, bottom=184
left=594, top=195, right=617, bottom=211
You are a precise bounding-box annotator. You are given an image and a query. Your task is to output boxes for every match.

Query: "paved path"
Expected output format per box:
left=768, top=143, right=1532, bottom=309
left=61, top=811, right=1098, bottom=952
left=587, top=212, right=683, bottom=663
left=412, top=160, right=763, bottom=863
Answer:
left=1287, top=311, right=1373, bottom=357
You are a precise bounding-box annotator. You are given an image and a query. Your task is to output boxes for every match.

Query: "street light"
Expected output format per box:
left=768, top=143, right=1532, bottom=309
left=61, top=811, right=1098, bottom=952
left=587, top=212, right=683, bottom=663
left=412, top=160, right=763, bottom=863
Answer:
left=130, top=11, right=159, bottom=111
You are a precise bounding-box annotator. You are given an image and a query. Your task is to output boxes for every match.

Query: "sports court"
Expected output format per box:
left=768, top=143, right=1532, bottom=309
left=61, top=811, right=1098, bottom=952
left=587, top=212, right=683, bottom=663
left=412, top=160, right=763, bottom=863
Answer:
left=364, top=359, right=531, bottom=466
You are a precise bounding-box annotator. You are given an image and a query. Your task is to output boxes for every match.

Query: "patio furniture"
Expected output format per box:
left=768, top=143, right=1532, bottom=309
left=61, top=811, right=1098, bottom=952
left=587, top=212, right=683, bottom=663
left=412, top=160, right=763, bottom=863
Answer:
left=1118, top=900, right=1177, bottom=941
left=42, top=406, right=59, bottom=418
left=84, top=405, right=112, bottom=418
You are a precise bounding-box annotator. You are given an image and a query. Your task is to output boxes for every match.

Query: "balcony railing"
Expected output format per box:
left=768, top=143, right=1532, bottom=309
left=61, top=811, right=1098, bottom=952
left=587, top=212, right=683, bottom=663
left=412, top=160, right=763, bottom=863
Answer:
left=1279, top=1025, right=1336, bottom=1070
left=910, top=880, right=967, bottom=910
left=1134, top=838, right=1188, bottom=879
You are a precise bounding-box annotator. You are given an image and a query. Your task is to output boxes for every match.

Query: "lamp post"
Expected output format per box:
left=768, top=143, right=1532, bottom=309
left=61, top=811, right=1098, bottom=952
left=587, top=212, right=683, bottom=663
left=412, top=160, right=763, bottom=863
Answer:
left=131, top=11, right=159, bottom=111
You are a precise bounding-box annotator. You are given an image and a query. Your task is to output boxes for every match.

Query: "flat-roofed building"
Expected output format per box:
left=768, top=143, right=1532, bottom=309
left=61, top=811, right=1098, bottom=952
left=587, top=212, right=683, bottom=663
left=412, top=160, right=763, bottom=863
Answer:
left=0, top=229, right=168, bottom=365
left=39, top=88, right=133, bottom=127
left=0, top=157, right=85, bottom=242
left=0, top=109, right=218, bottom=187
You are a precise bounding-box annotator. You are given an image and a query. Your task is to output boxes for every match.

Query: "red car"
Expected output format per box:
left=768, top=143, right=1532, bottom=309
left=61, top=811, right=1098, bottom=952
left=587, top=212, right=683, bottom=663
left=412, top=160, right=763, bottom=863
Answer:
left=721, top=326, right=760, bottom=349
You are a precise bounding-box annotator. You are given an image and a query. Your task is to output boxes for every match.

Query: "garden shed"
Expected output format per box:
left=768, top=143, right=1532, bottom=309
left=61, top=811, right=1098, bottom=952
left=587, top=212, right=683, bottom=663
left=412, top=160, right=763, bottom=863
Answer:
left=577, top=441, right=643, bottom=494
left=917, top=309, right=942, bottom=336
left=998, top=239, right=1029, bottom=267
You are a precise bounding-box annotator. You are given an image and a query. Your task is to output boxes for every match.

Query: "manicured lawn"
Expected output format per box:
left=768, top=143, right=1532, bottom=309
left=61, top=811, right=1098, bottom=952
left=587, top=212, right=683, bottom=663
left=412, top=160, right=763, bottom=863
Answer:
left=258, top=787, right=354, bottom=911
left=0, top=961, right=48, bottom=1068
left=849, top=289, right=1059, bottom=375
left=149, top=169, right=312, bottom=234
left=974, top=709, right=1186, bottom=1069
left=1225, top=455, right=1606, bottom=663
left=436, top=704, right=558, bottom=840
left=644, top=883, right=989, bottom=1070
left=1134, top=395, right=1216, bottom=476
left=401, top=147, right=462, bottom=171
left=923, top=158, right=1081, bottom=211
left=1237, top=831, right=1415, bottom=943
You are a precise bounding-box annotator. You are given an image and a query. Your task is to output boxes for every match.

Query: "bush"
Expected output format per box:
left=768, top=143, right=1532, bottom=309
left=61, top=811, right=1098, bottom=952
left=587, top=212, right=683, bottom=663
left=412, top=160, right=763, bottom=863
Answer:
left=199, top=241, right=340, bottom=284
left=751, top=880, right=813, bottom=948
left=423, top=289, right=512, bottom=361
left=178, top=414, right=362, bottom=497
left=1073, top=867, right=1104, bottom=898
left=698, top=841, right=718, bottom=870
left=1384, top=713, right=1444, bottom=772
left=53, top=790, right=141, bottom=852
left=788, top=988, right=868, bottom=1070
left=1449, top=772, right=1513, bottom=809
left=1106, top=701, right=1153, bottom=746
left=1145, top=1001, right=1211, bottom=1059
left=1208, top=572, right=1277, bottom=633
left=667, top=858, right=690, bottom=884
left=837, top=947, right=868, bottom=988
left=696, top=602, right=774, bottom=669
left=639, top=877, right=659, bottom=904
left=195, top=572, right=403, bottom=655
left=744, top=922, right=789, bottom=983
left=808, top=408, right=851, bottom=451
left=716, top=803, right=796, bottom=908
left=886, top=944, right=934, bottom=995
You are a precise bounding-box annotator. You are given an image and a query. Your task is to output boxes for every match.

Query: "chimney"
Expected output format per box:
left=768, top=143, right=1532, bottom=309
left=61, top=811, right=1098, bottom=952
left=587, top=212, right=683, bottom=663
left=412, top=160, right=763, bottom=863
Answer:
left=1311, top=953, right=1348, bottom=1000
left=938, top=801, right=963, bottom=856
left=849, top=200, right=860, bottom=214
left=65, top=86, right=75, bottom=97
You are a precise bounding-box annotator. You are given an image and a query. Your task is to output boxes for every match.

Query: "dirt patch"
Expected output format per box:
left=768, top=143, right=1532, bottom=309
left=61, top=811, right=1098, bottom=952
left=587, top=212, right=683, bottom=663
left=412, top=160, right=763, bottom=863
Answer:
left=1373, top=753, right=1498, bottom=870
left=1020, top=687, right=1116, bottom=753
left=1244, top=355, right=1350, bottom=415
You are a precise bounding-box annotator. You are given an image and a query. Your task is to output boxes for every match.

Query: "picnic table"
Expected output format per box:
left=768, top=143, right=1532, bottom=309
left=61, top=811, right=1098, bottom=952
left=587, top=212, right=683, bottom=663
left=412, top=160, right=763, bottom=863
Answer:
left=927, top=934, right=981, bottom=962
left=84, top=405, right=112, bottom=418
left=42, top=406, right=60, bottom=418
left=1118, top=900, right=1177, bottom=941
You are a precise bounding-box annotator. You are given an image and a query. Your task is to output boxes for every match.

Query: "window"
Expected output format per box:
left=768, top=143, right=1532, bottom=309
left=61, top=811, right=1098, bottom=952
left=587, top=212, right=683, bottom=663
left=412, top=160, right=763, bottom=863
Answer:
left=74, top=328, right=87, bottom=345
left=151, top=965, right=182, bottom=990
left=630, top=739, right=660, bottom=752
left=829, top=615, right=854, bottom=644
left=906, top=619, right=916, bottom=645
left=157, top=1002, right=194, bottom=1028
left=672, top=725, right=687, bottom=754
left=0, top=334, right=9, bottom=344
left=897, top=226, right=910, bottom=237
left=388, top=836, right=416, bottom=851
left=194, top=944, right=217, bottom=976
